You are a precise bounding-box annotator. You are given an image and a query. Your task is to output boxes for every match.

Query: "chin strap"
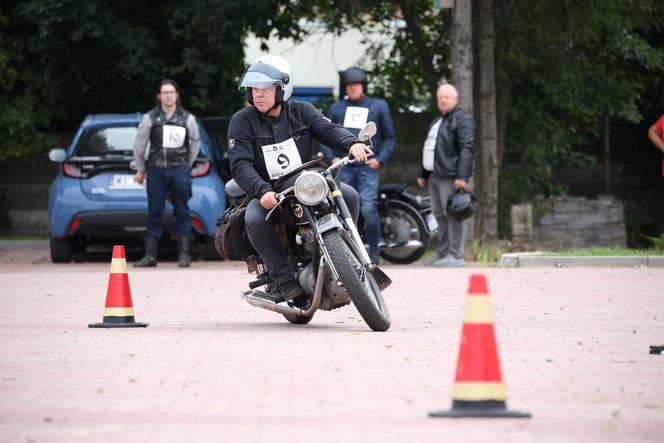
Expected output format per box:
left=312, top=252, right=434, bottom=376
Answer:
left=265, top=102, right=281, bottom=115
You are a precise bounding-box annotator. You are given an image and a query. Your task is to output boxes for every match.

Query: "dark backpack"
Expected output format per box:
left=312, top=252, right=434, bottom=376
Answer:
left=214, top=198, right=257, bottom=261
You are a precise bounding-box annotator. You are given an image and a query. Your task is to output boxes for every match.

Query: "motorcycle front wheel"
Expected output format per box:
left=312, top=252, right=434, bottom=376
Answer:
left=282, top=312, right=314, bottom=325
left=380, top=199, right=428, bottom=264
left=322, top=230, right=391, bottom=332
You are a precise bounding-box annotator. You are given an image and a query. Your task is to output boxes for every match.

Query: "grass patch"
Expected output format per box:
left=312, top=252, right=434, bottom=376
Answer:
left=0, top=234, right=49, bottom=241
left=542, top=247, right=663, bottom=256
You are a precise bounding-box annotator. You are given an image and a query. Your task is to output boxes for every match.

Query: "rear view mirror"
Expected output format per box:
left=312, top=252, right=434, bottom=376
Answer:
left=48, top=149, right=66, bottom=162
left=358, top=122, right=377, bottom=142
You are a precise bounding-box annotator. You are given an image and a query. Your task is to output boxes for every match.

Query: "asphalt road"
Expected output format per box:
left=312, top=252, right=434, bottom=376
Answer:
left=1, top=249, right=663, bottom=442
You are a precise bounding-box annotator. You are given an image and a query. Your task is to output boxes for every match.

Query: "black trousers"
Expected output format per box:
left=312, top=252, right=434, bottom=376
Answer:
left=245, top=182, right=360, bottom=285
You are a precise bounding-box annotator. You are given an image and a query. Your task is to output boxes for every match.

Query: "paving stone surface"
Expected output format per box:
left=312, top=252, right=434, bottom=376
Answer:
left=0, top=250, right=663, bottom=442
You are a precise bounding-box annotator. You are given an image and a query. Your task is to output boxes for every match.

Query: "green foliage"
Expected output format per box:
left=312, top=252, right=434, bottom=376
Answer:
left=495, top=0, right=664, bottom=236
left=646, top=234, right=664, bottom=252
left=464, top=240, right=512, bottom=266
left=0, top=0, right=310, bottom=160
left=544, top=247, right=663, bottom=256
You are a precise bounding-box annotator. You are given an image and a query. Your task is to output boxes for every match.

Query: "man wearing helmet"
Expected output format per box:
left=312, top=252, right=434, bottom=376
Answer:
left=417, top=83, right=475, bottom=267
left=228, top=55, right=372, bottom=302
left=320, top=67, right=396, bottom=263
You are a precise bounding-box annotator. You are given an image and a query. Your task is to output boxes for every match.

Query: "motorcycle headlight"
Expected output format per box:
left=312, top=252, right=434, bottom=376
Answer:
left=294, top=171, right=329, bottom=206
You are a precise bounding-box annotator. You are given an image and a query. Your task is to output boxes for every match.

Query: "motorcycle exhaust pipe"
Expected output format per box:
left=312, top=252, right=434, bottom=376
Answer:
left=241, top=260, right=326, bottom=317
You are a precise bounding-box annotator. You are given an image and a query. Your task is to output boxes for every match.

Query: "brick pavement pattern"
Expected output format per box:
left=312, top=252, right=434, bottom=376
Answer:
left=0, top=250, right=663, bottom=442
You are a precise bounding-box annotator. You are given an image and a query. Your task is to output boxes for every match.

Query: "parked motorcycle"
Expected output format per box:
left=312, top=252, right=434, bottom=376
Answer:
left=221, top=123, right=391, bottom=331
left=372, top=184, right=438, bottom=264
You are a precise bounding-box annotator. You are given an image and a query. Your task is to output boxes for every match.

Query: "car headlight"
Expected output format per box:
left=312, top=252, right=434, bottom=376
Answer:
left=294, top=171, right=329, bottom=206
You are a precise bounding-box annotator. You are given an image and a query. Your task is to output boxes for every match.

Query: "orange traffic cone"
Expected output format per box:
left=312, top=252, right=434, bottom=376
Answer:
left=429, top=274, right=529, bottom=418
left=89, top=245, right=148, bottom=328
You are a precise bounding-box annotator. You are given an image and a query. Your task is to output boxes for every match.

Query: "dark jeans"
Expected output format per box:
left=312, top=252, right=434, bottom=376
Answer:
left=245, top=182, right=360, bottom=285
left=146, top=164, right=192, bottom=239
left=338, top=165, right=380, bottom=258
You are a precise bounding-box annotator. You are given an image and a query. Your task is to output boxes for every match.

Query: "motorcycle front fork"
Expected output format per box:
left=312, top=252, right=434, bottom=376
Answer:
left=326, top=177, right=374, bottom=268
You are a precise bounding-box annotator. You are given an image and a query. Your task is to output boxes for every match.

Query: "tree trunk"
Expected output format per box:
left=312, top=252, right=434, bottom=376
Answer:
left=603, top=112, right=611, bottom=195
left=496, top=78, right=511, bottom=169
left=451, top=0, right=473, bottom=113
left=476, top=0, right=498, bottom=241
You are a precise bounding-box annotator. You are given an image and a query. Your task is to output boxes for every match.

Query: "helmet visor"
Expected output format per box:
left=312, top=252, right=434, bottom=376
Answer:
left=240, top=63, right=288, bottom=89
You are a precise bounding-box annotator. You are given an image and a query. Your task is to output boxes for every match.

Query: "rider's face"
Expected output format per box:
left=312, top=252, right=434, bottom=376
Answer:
left=252, top=86, right=277, bottom=113
left=345, top=82, right=364, bottom=101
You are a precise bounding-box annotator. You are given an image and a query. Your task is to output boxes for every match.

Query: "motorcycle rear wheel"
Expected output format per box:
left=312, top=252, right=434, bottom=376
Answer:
left=323, top=230, right=391, bottom=332
left=380, top=199, right=428, bottom=264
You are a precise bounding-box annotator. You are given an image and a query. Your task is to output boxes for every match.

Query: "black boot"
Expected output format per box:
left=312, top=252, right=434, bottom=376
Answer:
left=177, top=235, right=191, bottom=268
left=275, top=279, right=304, bottom=302
left=134, top=236, right=158, bottom=268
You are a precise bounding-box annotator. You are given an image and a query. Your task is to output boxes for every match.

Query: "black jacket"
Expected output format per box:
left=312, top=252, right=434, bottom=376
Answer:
left=421, top=106, right=475, bottom=180
left=228, top=100, right=359, bottom=198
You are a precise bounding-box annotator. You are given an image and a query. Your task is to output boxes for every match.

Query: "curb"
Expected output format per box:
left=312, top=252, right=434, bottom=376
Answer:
left=0, top=240, right=49, bottom=250
left=499, top=252, right=664, bottom=268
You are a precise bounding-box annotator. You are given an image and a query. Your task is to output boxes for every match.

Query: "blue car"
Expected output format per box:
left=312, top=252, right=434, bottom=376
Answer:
left=48, top=113, right=228, bottom=262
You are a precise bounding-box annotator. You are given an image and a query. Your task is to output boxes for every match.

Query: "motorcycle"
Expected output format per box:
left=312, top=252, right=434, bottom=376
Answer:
left=373, top=184, right=438, bottom=264
left=223, top=122, right=391, bottom=331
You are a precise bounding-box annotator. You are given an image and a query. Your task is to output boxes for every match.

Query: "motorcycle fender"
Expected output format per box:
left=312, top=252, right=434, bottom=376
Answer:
left=371, top=266, right=392, bottom=291
left=316, top=213, right=343, bottom=234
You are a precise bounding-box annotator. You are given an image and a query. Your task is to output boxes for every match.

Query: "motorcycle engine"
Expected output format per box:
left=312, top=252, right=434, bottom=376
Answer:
left=297, top=262, right=351, bottom=311
left=295, top=227, right=316, bottom=253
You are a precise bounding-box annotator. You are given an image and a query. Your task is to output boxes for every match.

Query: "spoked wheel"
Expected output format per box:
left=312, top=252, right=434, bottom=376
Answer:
left=380, top=200, right=428, bottom=264
left=322, top=230, right=390, bottom=332
left=282, top=312, right=314, bottom=325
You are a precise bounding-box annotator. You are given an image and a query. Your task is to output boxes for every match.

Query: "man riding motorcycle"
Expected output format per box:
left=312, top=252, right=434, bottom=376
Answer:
left=227, top=55, right=374, bottom=303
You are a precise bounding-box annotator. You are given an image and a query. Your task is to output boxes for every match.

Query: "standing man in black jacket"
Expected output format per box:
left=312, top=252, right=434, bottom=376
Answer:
left=228, top=55, right=372, bottom=302
left=417, top=83, right=475, bottom=267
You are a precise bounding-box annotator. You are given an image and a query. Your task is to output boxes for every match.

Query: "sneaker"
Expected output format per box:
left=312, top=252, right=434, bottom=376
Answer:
left=275, top=279, right=305, bottom=303
left=433, top=255, right=466, bottom=268
left=423, top=254, right=443, bottom=266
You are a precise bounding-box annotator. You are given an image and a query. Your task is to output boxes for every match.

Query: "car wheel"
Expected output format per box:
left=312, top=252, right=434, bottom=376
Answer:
left=50, top=236, right=72, bottom=263
left=204, top=236, right=222, bottom=261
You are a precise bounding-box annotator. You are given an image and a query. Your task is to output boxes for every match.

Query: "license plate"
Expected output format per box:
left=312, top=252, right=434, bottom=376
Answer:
left=109, top=174, right=144, bottom=190
left=425, top=213, right=438, bottom=232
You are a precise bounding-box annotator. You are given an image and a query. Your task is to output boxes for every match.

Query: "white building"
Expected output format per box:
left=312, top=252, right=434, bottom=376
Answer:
left=244, top=20, right=402, bottom=101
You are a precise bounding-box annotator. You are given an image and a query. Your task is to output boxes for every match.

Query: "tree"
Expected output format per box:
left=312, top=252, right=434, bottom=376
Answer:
left=495, top=0, right=664, bottom=235
left=0, top=0, right=313, bottom=161
left=450, top=0, right=473, bottom=112
left=476, top=0, right=498, bottom=241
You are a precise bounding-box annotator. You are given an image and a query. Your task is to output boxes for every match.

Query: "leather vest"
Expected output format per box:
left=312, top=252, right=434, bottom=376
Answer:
left=148, top=106, right=190, bottom=167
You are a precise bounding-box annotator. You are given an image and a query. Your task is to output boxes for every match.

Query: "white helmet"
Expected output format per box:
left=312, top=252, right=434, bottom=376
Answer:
left=240, top=55, right=293, bottom=105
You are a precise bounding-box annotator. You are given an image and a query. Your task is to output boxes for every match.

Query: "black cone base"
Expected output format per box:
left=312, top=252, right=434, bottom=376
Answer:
left=430, top=400, right=531, bottom=418
left=89, top=315, right=149, bottom=328
left=429, top=408, right=531, bottom=418
left=89, top=322, right=149, bottom=328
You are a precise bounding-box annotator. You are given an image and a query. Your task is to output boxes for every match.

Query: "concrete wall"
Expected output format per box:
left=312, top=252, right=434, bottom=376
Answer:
left=511, top=196, right=627, bottom=249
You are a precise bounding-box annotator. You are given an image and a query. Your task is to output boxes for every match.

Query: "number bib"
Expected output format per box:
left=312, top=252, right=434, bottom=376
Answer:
left=343, top=106, right=369, bottom=129
left=261, top=138, right=302, bottom=180
left=162, top=125, right=186, bottom=148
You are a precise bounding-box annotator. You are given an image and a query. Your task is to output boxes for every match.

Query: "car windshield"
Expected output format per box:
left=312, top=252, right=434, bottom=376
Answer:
left=74, top=127, right=137, bottom=156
